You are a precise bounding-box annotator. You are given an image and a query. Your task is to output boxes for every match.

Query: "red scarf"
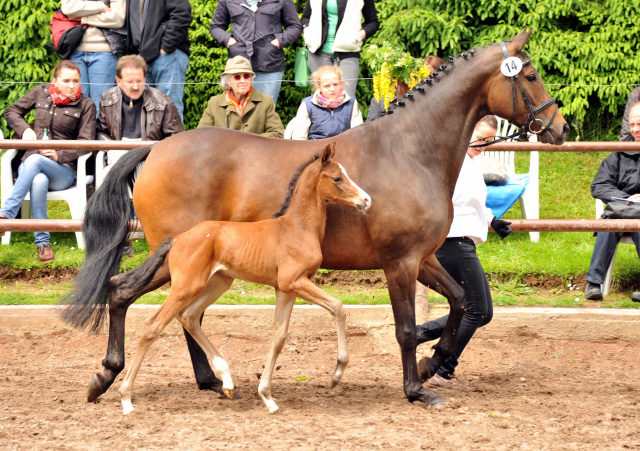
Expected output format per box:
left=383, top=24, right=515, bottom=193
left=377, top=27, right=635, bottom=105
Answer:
left=49, top=83, right=82, bottom=105
left=227, top=87, right=252, bottom=117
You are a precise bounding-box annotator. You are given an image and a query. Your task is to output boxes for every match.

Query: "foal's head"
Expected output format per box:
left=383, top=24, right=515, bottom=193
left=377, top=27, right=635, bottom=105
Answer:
left=318, top=143, right=371, bottom=213
left=274, top=144, right=371, bottom=218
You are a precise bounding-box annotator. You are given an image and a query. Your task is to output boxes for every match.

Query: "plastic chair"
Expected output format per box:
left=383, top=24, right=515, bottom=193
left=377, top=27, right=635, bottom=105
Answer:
left=1, top=140, right=92, bottom=249
left=483, top=117, right=540, bottom=242
left=594, top=199, right=634, bottom=295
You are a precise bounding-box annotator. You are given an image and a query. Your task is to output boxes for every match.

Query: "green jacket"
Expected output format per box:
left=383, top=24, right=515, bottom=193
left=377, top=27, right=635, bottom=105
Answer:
left=197, top=89, right=284, bottom=138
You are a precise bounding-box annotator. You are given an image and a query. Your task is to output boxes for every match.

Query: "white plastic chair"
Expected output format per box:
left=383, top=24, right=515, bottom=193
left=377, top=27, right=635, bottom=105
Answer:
left=594, top=199, right=634, bottom=295
left=483, top=117, right=540, bottom=242
left=1, top=141, right=92, bottom=249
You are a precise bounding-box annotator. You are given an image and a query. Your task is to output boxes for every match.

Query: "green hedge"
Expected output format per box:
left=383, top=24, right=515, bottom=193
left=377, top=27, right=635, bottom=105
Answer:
left=0, top=0, right=637, bottom=137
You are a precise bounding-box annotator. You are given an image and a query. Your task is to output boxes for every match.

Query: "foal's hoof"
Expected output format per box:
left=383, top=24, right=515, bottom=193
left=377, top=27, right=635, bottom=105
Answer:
left=222, top=387, right=235, bottom=400
left=417, top=357, right=433, bottom=383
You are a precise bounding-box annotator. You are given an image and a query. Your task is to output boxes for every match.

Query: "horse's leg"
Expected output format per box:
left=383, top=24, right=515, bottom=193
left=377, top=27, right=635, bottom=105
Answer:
left=178, top=274, right=236, bottom=400
left=384, top=260, right=446, bottom=409
left=417, top=254, right=467, bottom=380
left=257, top=289, right=296, bottom=413
left=87, top=269, right=170, bottom=402
left=288, top=279, right=349, bottom=388
left=118, top=292, right=191, bottom=415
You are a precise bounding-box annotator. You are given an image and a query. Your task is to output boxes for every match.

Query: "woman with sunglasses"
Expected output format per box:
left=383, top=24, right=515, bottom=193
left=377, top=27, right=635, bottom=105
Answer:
left=0, top=60, right=96, bottom=263
left=197, top=56, right=284, bottom=138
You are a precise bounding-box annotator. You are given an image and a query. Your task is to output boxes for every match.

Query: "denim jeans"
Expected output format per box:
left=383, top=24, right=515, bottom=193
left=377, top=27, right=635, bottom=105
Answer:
left=253, top=71, right=284, bottom=105
left=0, top=154, right=76, bottom=246
left=146, top=49, right=189, bottom=122
left=70, top=51, right=118, bottom=112
left=307, top=52, right=360, bottom=97
left=415, top=237, right=493, bottom=378
left=586, top=231, right=640, bottom=284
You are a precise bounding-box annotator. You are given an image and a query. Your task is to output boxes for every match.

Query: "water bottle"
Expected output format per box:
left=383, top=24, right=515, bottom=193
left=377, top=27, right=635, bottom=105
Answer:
left=42, top=128, right=50, bottom=158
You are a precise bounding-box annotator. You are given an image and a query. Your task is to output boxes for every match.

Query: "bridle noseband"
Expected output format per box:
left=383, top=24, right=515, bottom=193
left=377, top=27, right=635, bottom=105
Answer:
left=499, top=41, right=558, bottom=136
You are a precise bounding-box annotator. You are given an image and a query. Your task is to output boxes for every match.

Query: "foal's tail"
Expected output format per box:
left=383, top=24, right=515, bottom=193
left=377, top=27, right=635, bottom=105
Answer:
left=60, top=145, right=154, bottom=333
left=113, top=238, right=174, bottom=297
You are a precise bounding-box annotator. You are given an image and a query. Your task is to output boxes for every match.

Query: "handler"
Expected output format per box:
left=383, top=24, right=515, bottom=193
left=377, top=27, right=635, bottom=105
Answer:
left=416, top=115, right=512, bottom=390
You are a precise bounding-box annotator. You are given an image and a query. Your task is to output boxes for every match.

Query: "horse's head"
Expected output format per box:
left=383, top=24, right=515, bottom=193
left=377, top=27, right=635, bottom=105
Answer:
left=319, top=143, right=371, bottom=213
left=486, top=28, right=569, bottom=144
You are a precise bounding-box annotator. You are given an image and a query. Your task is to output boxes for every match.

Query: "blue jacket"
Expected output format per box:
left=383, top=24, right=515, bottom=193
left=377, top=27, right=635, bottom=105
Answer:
left=304, top=96, right=355, bottom=140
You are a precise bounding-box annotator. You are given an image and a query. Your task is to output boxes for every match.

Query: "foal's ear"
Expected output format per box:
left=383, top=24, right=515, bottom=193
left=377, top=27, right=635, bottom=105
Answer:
left=508, top=27, right=532, bottom=54
left=321, top=143, right=335, bottom=166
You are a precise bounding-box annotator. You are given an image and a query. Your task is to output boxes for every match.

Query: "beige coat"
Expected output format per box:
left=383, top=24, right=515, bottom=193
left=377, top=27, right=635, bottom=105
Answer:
left=197, top=89, right=284, bottom=138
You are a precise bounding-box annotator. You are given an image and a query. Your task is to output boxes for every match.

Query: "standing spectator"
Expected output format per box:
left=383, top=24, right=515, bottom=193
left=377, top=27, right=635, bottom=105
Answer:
left=0, top=61, right=96, bottom=263
left=61, top=0, right=126, bottom=111
left=210, top=0, right=302, bottom=105
left=197, top=56, right=284, bottom=137
left=302, top=0, right=379, bottom=97
left=415, top=116, right=512, bottom=390
left=125, top=0, right=192, bottom=122
left=585, top=102, right=640, bottom=302
left=620, top=87, right=640, bottom=142
left=286, top=65, right=362, bottom=140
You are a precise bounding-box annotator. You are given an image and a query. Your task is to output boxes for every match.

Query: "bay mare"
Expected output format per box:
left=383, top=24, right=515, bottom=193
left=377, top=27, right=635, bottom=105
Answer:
left=63, top=30, right=569, bottom=409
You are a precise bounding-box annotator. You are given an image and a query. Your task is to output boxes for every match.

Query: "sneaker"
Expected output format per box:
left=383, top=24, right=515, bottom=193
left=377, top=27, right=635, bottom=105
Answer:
left=584, top=281, right=603, bottom=300
left=123, top=242, right=134, bottom=258
left=37, top=244, right=55, bottom=263
left=427, top=373, right=470, bottom=391
left=631, top=292, right=640, bottom=303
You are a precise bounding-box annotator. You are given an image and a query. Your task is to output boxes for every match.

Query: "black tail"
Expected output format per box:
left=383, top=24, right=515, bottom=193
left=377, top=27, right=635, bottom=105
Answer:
left=112, top=238, right=173, bottom=297
left=60, top=145, right=154, bottom=333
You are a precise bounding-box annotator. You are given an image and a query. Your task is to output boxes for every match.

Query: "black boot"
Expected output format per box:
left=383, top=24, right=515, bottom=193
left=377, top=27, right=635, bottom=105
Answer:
left=584, top=281, right=603, bottom=300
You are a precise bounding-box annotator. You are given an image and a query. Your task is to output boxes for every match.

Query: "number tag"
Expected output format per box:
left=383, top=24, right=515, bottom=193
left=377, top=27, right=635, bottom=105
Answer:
left=501, top=57, right=523, bottom=77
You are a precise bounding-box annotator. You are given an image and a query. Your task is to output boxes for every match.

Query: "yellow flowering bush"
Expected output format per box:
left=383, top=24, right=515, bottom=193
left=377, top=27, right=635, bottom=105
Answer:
left=362, top=42, right=432, bottom=110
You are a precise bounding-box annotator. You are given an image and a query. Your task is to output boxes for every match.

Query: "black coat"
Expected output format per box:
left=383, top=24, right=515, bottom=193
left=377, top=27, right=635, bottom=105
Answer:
left=210, top=0, right=301, bottom=73
left=591, top=151, right=640, bottom=202
left=126, top=0, right=192, bottom=63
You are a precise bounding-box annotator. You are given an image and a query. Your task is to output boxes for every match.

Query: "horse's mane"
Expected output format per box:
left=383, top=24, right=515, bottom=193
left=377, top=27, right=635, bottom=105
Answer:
left=273, top=152, right=322, bottom=218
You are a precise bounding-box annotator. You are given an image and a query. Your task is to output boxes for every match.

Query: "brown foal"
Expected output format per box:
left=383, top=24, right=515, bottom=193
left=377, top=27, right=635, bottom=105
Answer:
left=115, top=144, right=371, bottom=414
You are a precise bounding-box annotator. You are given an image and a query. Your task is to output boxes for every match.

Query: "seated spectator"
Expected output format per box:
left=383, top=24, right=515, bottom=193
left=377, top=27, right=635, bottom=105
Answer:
left=97, top=54, right=183, bottom=256
left=620, top=87, right=640, bottom=142
left=287, top=65, right=362, bottom=140
left=585, top=102, right=640, bottom=302
left=0, top=60, right=96, bottom=263
left=197, top=56, right=284, bottom=138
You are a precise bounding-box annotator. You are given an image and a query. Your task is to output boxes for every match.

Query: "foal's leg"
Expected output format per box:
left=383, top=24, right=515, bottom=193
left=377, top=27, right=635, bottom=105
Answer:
left=417, top=254, right=466, bottom=382
left=289, top=279, right=349, bottom=388
left=178, top=274, right=235, bottom=400
left=257, top=290, right=296, bottom=413
left=384, top=259, right=446, bottom=409
left=118, top=288, right=197, bottom=415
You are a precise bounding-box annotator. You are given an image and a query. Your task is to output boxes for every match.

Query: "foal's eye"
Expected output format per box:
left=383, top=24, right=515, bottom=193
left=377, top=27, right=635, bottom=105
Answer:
left=525, top=74, right=537, bottom=82
left=332, top=177, right=342, bottom=183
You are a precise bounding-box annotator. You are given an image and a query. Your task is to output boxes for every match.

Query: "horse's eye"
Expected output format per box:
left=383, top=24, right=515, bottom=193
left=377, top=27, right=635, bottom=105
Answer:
left=333, top=177, right=342, bottom=183
left=525, top=74, right=537, bottom=82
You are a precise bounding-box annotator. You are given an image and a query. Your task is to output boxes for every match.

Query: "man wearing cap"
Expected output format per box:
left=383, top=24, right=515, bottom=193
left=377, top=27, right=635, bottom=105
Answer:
left=197, top=56, right=284, bottom=138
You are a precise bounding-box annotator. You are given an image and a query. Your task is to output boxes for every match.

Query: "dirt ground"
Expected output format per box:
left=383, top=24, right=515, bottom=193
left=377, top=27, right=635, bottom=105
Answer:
left=0, top=304, right=639, bottom=451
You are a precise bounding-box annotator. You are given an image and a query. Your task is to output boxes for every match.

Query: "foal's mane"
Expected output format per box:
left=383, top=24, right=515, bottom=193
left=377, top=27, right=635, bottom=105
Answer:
left=273, top=152, right=322, bottom=218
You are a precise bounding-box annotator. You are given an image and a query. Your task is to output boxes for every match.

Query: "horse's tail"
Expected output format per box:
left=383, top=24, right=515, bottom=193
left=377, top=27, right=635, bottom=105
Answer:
left=60, top=144, right=154, bottom=333
left=113, top=238, right=174, bottom=296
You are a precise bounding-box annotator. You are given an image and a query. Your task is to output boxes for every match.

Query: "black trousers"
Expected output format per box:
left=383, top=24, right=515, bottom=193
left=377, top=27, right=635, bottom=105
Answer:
left=416, top=237, right=493, bottom=378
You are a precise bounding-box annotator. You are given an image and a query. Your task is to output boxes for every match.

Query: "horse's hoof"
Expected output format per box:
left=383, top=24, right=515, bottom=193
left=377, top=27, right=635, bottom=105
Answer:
left=222, top=387, right=234, bottom=399
left=417, top=357, right=432, bottom=383
left=426, top=395, right=446, bottom=410
left=87, top=374, right=106, bottom=402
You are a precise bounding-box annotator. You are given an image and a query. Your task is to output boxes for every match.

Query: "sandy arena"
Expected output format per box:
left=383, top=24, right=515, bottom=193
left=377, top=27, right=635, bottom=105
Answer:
left=0, top=304, right=639, bottom=450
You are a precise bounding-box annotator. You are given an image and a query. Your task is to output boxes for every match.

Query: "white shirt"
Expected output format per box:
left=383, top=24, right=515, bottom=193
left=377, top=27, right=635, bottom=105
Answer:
left=447, top=154, right=494, bottom=244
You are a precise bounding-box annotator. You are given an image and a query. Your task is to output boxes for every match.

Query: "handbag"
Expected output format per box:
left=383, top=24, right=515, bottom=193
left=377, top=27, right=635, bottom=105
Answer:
left=50, top=10, right=88, bottom=60
left=294, top=47, right=311, bottom=88
left=602, top=201, right=640, bottom=219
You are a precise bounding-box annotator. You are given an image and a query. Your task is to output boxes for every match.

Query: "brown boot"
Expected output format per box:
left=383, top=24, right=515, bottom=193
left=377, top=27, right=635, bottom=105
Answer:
left=37, top=244, right=55, bottom=263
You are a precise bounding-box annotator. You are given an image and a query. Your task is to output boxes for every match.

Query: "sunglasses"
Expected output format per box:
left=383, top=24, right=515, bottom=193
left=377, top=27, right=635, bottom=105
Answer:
left=232, top=73, right=252, bottom=81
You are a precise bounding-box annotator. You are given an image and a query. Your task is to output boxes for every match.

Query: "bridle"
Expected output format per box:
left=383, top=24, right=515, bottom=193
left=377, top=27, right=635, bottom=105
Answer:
left=499, top=41, right=558, bottom=137
left=469, top=42, right=559, bottom=149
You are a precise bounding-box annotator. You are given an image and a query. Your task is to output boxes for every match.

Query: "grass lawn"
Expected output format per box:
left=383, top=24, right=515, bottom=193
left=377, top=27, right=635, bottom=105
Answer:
left=2, top=148, right=640, bottom=308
